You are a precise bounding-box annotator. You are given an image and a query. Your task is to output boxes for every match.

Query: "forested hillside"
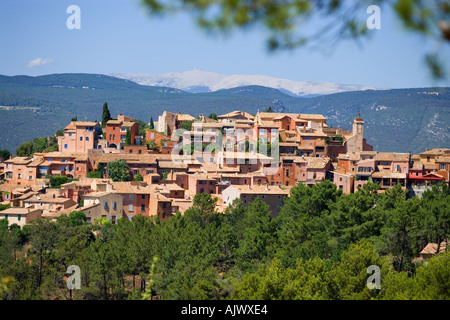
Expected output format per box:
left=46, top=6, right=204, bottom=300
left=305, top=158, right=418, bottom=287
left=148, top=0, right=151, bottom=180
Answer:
left=1, top=181, right=448, bottom=300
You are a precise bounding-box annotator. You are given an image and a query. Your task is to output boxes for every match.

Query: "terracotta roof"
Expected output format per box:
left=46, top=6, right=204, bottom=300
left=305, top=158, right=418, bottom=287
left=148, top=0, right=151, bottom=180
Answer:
left=423, top=163, right=436, bottom=170
left=0, top=207, right=42, bottom=215
left=161, top=183, right=185, bottom=191
left=27, top=158, right=45, bottom=167
left=297, top=128, right=327, bottom=137
left=420, top=148, right=450, bottom=156
left=121, top=121, right=136, bottom=128
left=83, top=191, right=119, bottom=198
left=411, top=162, right=424, bottom=170
left=43, top=152, right=88, bottom=161
left=158, top=161, right=187, bottom=169
left=229, top=184, right=291, bottom=195
left=306, top=157, right=331, bottom=169
left=107, top=120, right=122, bottom=125
left=420, top=240, right=448, bottom=255
left=97, top=153, right=157, bottom=165
left=176, top=114, right=196, bottom=121
left=4, top=157, right=31, bottom=165
left=111, top=182, right=162, bottom=194
left=338, top=153, right=360, bottom=161
left=371, top=170, right=407, bottom=179
left=436, top=156, right=450, bottom=163
left=25, top=194, right=76, bottom=204
left=218, top=110, right=254, bottom=120
left=257, top=112, right=325, bottom=121
left=74, top=121, right=98, bottom=127
left=64, top=122, right=77, bottom=130
left=375, top=152, right=410, bottom=162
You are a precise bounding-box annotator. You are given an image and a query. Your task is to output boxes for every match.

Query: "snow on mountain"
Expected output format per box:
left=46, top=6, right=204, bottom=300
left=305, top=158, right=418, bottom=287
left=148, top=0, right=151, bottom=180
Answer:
left=109, top=69, right=376, bottom=97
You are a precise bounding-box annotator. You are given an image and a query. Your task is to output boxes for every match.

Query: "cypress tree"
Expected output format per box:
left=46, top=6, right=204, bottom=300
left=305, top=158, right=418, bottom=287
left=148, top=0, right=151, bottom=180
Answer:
left=102, top=102, right=111, bottom=127
left=149, top=117, right=155, bottom=129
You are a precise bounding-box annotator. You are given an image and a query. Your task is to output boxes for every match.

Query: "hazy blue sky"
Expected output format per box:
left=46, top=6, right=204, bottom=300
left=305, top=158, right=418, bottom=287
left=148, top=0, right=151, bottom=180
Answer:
left=0, top=0, right=448, bottom=89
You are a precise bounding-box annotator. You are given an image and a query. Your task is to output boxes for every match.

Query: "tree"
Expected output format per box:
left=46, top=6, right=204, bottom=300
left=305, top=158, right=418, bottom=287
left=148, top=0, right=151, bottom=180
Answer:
left=101, top=102, right=112, bottom=128
left=0, top=149, right=11, bottom=161
left=49, top=176, right=73, bottom=189
left=33, top=137, right=48, bottom=154
left=125, top=130, right=132, bottom=145
left=133, top=173, right=143, bottom=181
left=15, top=141, right=34, bottom=157
left=149, top=117, right=155, bottom=130
left=264, top=106, right=273, bottom=113
left=106, top=160, right=130, bottom=182
left=235, top=197, right=276, bottom=272
left=141, top=0, right=450, bottom=79
left=208, top=113, right=218, bottom=120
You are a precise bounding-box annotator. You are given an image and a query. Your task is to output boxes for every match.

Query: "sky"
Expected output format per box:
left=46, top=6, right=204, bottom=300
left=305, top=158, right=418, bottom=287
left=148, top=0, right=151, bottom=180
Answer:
left=0, top=0, right=449, bottom=89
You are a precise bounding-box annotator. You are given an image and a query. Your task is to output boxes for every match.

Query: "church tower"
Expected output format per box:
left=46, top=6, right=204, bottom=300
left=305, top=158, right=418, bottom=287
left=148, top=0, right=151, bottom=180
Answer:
left=349, top=111, right=364, bottom=153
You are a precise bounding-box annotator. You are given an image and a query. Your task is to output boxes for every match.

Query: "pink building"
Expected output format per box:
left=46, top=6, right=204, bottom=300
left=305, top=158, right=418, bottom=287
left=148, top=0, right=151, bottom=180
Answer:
left=58, top=121, right=102, bottom=153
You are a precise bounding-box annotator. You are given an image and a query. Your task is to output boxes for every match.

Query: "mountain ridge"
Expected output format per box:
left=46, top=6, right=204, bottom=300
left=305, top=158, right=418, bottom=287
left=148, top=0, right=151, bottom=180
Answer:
left=109, top=69, right=378, bottom=97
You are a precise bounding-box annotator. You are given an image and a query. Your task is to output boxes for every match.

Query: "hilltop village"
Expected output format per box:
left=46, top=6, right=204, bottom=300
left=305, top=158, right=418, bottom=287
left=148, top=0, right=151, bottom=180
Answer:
left=1, top=110, right=449, bottom=226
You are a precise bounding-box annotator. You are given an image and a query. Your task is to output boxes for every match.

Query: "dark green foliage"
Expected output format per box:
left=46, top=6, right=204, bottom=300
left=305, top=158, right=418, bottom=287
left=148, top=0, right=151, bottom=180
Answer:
left=49, top=176, right=75, bottom=189
left=0, top=149, right=11, bottom=161
left=106, top=160, right=130, bottom=182
left=0, top=181, right=449, bottom=300
left=125, top=130, right=132, bottom=145
left=15, top=141, right=34, bottom=157
left=101, top=102, right=111, bottom=128
left=179, top=120, right=193, bottom=131
left=149, top=117, right=155, bottom=130
left=133, top=174, right=143, bottom=181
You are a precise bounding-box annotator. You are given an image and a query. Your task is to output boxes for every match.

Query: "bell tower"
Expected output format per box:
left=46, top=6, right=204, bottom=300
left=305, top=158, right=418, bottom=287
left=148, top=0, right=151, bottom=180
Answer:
left=351, top=111, right=364, bottom=152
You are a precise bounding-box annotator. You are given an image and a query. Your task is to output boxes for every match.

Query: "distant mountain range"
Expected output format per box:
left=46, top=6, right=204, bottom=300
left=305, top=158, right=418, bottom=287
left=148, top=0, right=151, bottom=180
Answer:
left=109, top=70, right=378, bottom=97
left=0, top=73, right=448, bottom=156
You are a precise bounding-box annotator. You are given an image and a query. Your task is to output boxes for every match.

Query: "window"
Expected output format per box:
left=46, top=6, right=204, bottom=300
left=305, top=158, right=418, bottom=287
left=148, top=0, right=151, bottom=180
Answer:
left=141, top=204, right=145, bottom=212
left=151, top=133, right=155, bottom=139
left=129, top=195, right=133, bottom=200
left=4, top=215, right=7, bottom=220
left=18, top=215, right=21, bottom=221
left=69, top=133, right=72, bottom=137
left=141, top=194, right=146, bottom=200
left=64, top=144, right=68, bottom=149
left=133, top=169, right=138, bottom=175
left=80, top=137, right=83, bottom=141
left=129, top=204, right=133, bottom=212
left=440, top=163, right=446, bottom=170
left=104, top=202, right=108, bottom=209
left=113, top=202, right=117, bottom=210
